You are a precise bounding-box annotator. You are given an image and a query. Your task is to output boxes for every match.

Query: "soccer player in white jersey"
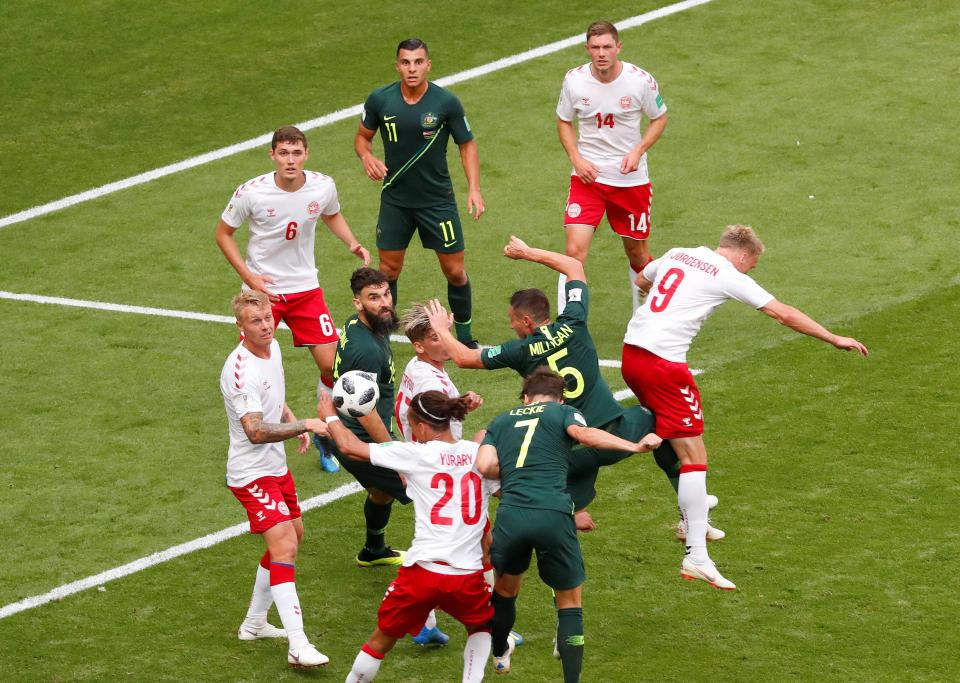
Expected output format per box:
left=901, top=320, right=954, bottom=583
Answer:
left=215, top=126, right=370, bottom=387
left=621, top=225, right=869, bottom=590
left=556, top=19, right=668, bottom=313
left=319, top=390, right=496, bottom=683
left=396, top=303, right=484, bottom=442
left=219, top=291, right=331, bottom=668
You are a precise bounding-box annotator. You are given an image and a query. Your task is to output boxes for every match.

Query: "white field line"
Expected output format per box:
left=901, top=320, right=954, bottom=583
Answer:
left=0, top=0, right=713, bottom=230
left=0, top=482, right=363, bottom=620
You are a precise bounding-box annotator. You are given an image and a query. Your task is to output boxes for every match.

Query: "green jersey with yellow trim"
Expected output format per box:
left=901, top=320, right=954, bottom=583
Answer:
left=480, top=280, right=622, bottom=427
left=333, top=314, right=396, bottom=441
left=361, top=81, right=474, bottom=208
left=482, top=401, right=586, bottom=513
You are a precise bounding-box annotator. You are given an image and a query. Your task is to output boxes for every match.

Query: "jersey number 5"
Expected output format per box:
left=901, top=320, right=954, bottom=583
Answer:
left=649, top=267, right=685, bottom=312
left=430, top=471, right=483, bottom=526
left=546, top=348, right=585, bottom=400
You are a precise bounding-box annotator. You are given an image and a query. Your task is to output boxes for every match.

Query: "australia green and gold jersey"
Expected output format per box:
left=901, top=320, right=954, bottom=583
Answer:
left=361, top=81, right=474, bottom=208
left=480, top=280, right=622, bottom=427
left=482, top=401, right=587, bottom=513
left=333, top=314, right=396, bottom=441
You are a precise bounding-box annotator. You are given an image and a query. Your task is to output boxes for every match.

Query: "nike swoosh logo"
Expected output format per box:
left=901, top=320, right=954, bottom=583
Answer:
left=384, top=115, right=397, bottom=121
left=444, top=240, right=457, bottom=247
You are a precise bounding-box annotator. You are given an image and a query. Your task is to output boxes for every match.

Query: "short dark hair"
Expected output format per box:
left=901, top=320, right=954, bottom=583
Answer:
left=397, top=38, right=429, bottom=56
left=271, top=126, right=307, bottom=150
left=509, top=289, right=550, bottom=323
left=521, top=367, right=566, bottom=401
left=350, top=267, right=389, bottom=296
left=408, top=390, right=470, bottom=427
left=586, top=20, right=619, bottom=43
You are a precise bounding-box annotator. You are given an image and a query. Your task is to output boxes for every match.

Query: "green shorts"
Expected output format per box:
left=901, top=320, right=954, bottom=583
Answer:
left=377, top=200, right=464, bottom=253
left=565, top=405, right=667, bottom=510
left=490, top=504, right=585, bottom=591
left=331, top=441, right=411, bottom=504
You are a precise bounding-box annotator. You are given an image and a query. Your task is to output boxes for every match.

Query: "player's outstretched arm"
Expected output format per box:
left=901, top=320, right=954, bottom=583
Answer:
left=424, top=299, right=485, bottom=368
left=317, top=393, right=372, bottom=460
left=503, top=235, right=586, bottom=283
left=354, top=124, right=388, bottom=181
left=214, top=220, right=278, bottom=300
left=321, top=212, right=371, bottom=266
left=282, top=403, right=315, bottom=454
left=458, top=140, right=484, bottom=219
left=240, top=411, right=325, bottom=445
left=477, top=444, right=500, bottom=478
left=568, top=424, right=662, bottom=454
left=760, top=300, right=869, bottom=356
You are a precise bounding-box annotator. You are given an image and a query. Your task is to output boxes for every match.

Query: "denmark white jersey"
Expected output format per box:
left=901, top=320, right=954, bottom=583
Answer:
left=369, top=439, right=499, bottom=572
left=624, top=247, right=775, bottom=362
left=221, top=171, right=341, bottom=294
left=220, top=339, right=289, bottom=487
left=557, top=61, right=667, bottom=187
left=395, top=357, right=463, bottom=442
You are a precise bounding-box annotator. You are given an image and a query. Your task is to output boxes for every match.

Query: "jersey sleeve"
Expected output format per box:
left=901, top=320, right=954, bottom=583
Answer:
left=723, top=271, right=776, bottom=309
left=483, top=476, right=501, bottom=497
left=561, top=405, right=588, bottom=430
left=361, top=90, right=382, bottom=131
left=480, top=338, right=527, bottom=371
left=642, top=254, right=666, bottom=282
left=221, top=184, right=252, bottom=229
left=639, top=70, right=668, bottom=119
left=445, top=93, right=474, bottom=145
left=556, top=73, right=576, bottom=121
left=222, top=366, right=263, bottom=419
left=369, top=440, right=420, bottom=474
left=320, top=177, right=342, bottom=217
left=558, top=280, right=589, bottom=324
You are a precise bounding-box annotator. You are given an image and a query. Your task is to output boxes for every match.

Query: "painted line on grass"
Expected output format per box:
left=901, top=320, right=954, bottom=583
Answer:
left=0, top=482, right=363, bottom=621
left=0, top=0, right=713, bottom=230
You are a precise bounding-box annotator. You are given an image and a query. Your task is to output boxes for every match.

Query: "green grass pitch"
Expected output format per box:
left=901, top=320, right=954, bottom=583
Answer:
left=1, top=1, right=958, bottom=680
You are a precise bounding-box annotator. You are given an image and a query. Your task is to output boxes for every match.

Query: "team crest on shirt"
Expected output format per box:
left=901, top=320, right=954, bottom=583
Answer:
left=682, top=417, right=693, bottom=427
left=620, top=96, right=632, bottom=110
left=277, top=501, right=290, bottom=515
left=566, top=202, right=582, bottom=218
left=421, top=112, right=439, bottom=129
left=307, top=201, right=320, bottom=216
left=581, top=97, right=590, bottom=106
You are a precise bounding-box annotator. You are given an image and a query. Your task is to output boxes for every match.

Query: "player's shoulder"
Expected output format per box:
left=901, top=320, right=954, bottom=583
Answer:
left=368, top=81, right=399, bottom=100
left=232, top=172, right=273, bottom=199
left=303, top=170, right=337, bottom=192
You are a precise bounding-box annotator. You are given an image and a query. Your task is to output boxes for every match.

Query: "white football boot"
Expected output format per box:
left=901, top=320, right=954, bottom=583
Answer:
left=680, top=557, right=736, bottom=591
left=237, top=620, right=286, bottom=641
left=288, top=643, right=330, bottom=667
left=492, top=634, right=516, bottom=674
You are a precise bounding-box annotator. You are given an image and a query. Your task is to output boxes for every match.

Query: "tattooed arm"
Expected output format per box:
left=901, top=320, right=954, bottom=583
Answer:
left=240, top=407, right=325, bottom=446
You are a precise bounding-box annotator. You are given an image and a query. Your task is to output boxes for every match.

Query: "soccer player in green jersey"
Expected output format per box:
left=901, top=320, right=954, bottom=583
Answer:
left=331, top=267, right=408, bottom=567
left=425, top=237, right=690, bottom=533
left=478, top=368, right=661, bottom=682
left=355, top=38, right=484, bottom=348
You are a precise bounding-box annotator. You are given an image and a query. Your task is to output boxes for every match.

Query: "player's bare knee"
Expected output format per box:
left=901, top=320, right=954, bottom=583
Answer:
left=367, top=489, right=394, bottom=506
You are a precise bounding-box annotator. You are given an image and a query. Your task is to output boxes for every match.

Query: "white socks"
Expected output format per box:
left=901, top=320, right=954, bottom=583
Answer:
left=271, top=578, right=308, bottom=650
left=630, top=267, right=642, bottom=310
left=425, top=609, right=438, bottom=630
left=244, top=563, right=273, bottom=622
left=463, top=631, right=492, bottom=682
left=678, top=468, right=709, bottom=564
left=346, top=647, right=383, bottom=682
left=557, top=273, right=568, bottom=315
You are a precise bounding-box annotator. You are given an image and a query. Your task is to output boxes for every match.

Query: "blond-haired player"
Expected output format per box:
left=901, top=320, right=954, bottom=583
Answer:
left=622, top=225, right=869, bottom=590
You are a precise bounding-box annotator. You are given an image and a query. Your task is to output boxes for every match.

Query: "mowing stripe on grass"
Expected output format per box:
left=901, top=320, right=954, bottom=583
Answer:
left=0, top=0, right=713, bottom=230
left=0, top=482, right=363, bottom=621
left=0, top=289, right=626, bottom=367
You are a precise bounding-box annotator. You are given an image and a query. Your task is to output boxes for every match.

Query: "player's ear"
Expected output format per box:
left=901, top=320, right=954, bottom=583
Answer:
left=353, top=296, right=363, bottom=313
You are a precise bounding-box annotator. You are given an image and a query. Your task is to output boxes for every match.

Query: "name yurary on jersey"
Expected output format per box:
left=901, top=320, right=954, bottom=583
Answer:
left=439, top=452, right=475, bottom=467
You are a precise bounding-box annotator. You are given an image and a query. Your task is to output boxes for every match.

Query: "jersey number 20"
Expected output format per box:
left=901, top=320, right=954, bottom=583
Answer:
left=430, top=471, right=482, bottom=526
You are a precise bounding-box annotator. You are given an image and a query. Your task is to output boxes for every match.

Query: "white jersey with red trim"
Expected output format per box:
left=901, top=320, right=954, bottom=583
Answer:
left=556, top=61, right=667, bottom=187
left=221, top=171, right=341, bottom=294
left=624, top=247, right=775, bottom=363
left=220, top=339, right=289, bottom=487
left=395, top=357, right=463, bottom=442
left=369, top=439, right=499, bottom=572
